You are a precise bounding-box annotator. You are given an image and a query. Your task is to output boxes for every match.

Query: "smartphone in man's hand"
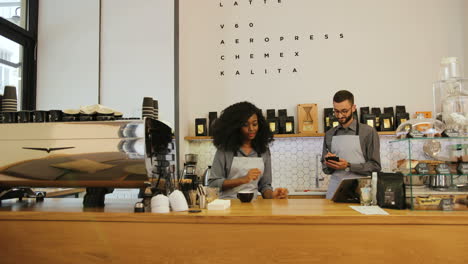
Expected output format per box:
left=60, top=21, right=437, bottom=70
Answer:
left=325, top=156, right=340, bottom=162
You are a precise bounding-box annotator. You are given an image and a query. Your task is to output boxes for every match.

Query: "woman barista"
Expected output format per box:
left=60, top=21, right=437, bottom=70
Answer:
left=208, top=102, right=288, bottom=199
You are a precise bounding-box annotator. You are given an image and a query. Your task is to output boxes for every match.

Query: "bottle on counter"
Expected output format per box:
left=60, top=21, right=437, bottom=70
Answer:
left=202, top=166, right=211, bottom=186
left=360, top=185, right=372, bottom=206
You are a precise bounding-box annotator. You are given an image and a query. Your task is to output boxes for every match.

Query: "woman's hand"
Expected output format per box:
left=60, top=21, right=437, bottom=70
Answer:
left=273, top=188, right=289, bottom=199
left=222, top=168, right=262, bottom=191
left=242, top=168, right=262, bottom=184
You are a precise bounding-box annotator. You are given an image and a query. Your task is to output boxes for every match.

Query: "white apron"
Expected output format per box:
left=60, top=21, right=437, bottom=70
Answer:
left=220, top=151, right=265, bottom=199
left=326, top=122, right=366, bottom=199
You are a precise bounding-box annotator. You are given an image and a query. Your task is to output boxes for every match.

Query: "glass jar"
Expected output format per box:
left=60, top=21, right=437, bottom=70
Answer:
left=439, top=57, right=462, bottom=81
left=434, top=79, right=468, bottom=136
left=442, top=97, right=468, bottom=136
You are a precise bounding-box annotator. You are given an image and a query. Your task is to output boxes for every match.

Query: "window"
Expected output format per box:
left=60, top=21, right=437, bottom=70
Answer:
left=0, top=35, right=21, bottom=102
left=0, top=0, right=26, bottom=29
left=0, top=0, right=38, bottom=110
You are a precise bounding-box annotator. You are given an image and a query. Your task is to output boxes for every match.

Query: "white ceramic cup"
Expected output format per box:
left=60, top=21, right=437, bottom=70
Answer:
left=151, top=194, right=170, bottom=213
left=169, top=190, right=189, bottom=212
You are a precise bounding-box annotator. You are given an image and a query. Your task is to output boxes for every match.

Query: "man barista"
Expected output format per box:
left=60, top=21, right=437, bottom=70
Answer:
left=322, top=90, right=381, bottom=199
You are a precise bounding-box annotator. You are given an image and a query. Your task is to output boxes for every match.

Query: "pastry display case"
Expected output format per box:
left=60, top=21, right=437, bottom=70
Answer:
left=390, top=137, right=468, bottom=211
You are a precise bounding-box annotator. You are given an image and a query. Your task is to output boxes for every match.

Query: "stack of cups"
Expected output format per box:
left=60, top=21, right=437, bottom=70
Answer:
left=151, top=194, right=170, bottom=213
left=153, top=100, right=159, bottom=120
left=2, top=86, right=17, bottom=112
left=169, top=190, right=189, bottom=212
left=142, top=97, right=154, bottom=119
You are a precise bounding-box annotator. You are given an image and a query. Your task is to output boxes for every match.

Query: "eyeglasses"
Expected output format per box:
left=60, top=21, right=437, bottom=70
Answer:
left=333, top=108, right=353, bottom=116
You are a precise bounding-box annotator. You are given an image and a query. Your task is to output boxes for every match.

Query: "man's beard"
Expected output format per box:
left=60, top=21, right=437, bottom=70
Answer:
left=338, top=113, right=353, bottom=125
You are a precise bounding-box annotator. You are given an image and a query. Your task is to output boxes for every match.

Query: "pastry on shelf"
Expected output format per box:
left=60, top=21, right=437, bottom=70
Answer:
left=416, top=196, right=442, bottom=206
left=397, top=159, right=419, bottom=174
left=416, top=195, right=455, bottom=206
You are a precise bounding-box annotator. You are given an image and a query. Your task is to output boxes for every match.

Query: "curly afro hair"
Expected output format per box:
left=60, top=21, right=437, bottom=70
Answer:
left=212, top=101, right=273, bottom=154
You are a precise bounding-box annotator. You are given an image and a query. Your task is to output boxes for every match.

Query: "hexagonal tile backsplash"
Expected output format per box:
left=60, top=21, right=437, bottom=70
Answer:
left=188, top=135, right=400, bottom=192
left=107, top=136, right=467, bottom=199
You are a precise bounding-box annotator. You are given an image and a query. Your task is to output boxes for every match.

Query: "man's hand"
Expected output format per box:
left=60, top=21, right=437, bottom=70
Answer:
left=273, top=188, right=289, bottom=199
left=242, top=168, right=262, bottom=184
left=326, top=157, right=349, bottom=170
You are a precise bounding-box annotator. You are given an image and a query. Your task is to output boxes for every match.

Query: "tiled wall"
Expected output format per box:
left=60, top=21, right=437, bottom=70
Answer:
left=188, top=135, right=399, bottom=192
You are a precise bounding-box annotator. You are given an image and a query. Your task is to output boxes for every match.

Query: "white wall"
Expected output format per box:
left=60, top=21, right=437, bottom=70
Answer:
left=100, top=0, right=174, bottom=123
left=36, top=0, right=174, bottom=125
left=464, top=1, right=468, bottom=77
left=179, top=0, right=466, bottom=150
left=36, top=0, right=100, bottom=110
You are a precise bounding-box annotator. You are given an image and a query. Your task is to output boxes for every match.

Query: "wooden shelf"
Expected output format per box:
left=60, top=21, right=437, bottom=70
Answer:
left=377, top=131, right=397, bottom=135
left=272, top=133, right=325, bottom=138
left=185, top=131, right=396, bottom=141
left=184, top=136, right=214, bottom=140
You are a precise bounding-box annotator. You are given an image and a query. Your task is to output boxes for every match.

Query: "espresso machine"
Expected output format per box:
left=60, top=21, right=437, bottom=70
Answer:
left=0, top=117, right=175, bottom=208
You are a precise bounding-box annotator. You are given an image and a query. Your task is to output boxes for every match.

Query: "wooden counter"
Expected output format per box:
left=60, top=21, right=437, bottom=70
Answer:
left=1, top=198, right=468, bottom=263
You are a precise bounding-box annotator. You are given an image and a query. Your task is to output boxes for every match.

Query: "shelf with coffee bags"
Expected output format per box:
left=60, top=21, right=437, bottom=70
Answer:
left=389, top=137, right=468, bottom=211
left=184, top=131, right=396, bottom=141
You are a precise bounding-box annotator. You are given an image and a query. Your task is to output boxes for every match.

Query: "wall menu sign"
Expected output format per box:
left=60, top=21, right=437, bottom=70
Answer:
left=181, top=0, right=460, bottom=140
left=218, top=0, right=344, bottom=77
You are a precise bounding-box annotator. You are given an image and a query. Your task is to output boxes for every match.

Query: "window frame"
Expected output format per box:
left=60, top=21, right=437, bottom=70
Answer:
left=0, top=0, right=38, bottom=110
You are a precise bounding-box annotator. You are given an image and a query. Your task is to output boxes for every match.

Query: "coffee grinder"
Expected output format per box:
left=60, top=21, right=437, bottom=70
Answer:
left=183, top=154, right=199, bottom=189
